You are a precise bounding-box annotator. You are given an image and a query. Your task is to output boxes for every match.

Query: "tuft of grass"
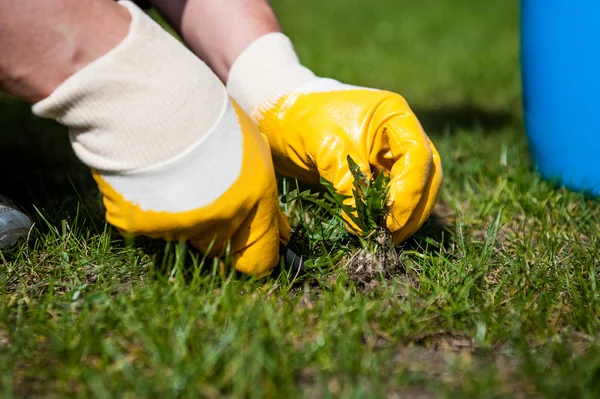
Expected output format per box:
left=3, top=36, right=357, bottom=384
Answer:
left=317, top=155, right=399, bottom=283
left=320, top=155, right=391, bottom=238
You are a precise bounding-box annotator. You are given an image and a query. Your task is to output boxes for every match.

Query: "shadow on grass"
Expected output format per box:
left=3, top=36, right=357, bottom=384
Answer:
left=402, top=208, right=456, bottom=253
left=0, top=97, right=96, bottom=217
left=413, top=105, right=516, bottom=136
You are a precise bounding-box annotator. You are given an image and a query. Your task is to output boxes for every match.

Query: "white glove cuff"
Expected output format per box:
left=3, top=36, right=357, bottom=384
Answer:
left=226, top=33, right=316, bottom=118
left=32, top=0, right=226, bottom=173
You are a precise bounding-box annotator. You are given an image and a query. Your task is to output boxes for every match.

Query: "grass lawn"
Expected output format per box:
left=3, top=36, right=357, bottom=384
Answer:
left=2, top=0, right=600, bottom=397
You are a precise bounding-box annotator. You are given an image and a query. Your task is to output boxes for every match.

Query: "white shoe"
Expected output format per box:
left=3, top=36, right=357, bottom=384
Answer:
left=0, top=195, right=32, bottom=248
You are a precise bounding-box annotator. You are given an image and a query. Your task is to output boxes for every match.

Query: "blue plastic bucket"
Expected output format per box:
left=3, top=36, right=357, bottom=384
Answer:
left=521, top=0, right=600, bottom=196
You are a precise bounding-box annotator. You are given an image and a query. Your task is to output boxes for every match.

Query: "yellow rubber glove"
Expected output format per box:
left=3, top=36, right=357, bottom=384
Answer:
left=92, top=100, right=291, bottom=275
left=228, top=33, right=442, bottom=244
left=32, top=1, right=290, bottom=275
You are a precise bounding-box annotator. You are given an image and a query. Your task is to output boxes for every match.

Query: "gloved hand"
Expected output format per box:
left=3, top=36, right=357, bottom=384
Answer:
left=32, top=1, right=289, bottom=275
left=90, top=99, right=291, bottom=275
left=227, top=33, right=442, bottom=244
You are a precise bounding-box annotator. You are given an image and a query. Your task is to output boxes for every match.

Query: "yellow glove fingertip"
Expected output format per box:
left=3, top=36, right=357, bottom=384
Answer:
left=232, top=230, right=281, bottom=276
left=230, top=200, right=291, bottom=276
left=388, top=141, right=443, bottom=245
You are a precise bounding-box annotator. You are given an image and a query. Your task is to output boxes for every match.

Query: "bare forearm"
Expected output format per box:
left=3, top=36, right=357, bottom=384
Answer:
left=151, top=0, right=281, bottom=82
left=0, top=0, right=130, bottom=102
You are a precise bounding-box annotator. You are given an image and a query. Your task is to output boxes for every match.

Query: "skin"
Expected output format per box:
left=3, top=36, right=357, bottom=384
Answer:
left=0, top=0, right=279, bottom=97
left=151, top=0, right=281, bottom=82
left=0, top=0, right=130, bottom=102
